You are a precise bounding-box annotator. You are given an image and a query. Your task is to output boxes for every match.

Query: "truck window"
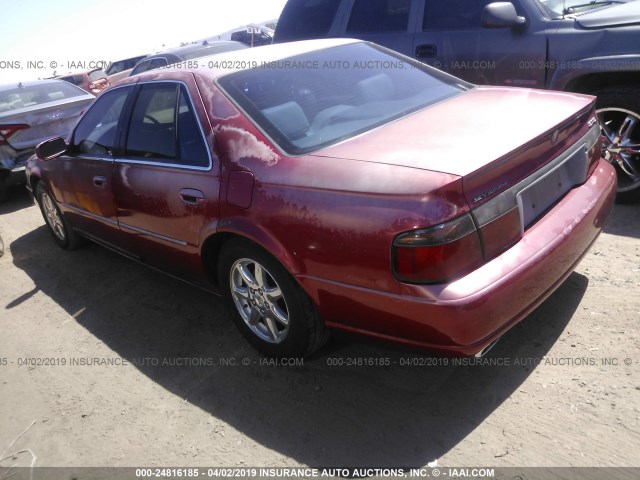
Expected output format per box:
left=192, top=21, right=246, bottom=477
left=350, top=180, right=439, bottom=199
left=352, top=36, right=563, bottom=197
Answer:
left=423, top=0, right=494, bottom=30
left=275, top=0, right=341, bottom=41
left=347, top=0, right=411, bottom=33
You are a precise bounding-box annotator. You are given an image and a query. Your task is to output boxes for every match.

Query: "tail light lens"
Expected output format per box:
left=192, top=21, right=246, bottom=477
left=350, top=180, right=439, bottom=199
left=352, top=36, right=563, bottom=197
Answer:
left=0, top=124, right=30, bottom=146
left=393, top=213, right=483, bottom=284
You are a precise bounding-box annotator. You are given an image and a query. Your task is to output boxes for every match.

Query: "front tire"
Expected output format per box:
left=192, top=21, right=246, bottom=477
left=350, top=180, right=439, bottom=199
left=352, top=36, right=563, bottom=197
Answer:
left=36, top=183, right=83, bottom=250
left=218, top=238, right=327, bottom=358
left=595, top=87, right=640, bottom=204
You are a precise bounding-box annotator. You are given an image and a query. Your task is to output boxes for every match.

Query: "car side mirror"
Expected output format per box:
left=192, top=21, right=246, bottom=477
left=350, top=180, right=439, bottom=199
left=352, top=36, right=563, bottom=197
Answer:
left=36, top=137, right=68, bottom=161
left=482, top=2, right=527, bottom=29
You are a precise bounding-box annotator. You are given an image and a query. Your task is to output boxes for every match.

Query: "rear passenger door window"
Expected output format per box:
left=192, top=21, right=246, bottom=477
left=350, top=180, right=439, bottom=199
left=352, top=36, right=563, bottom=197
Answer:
left=347, top=0, right=411, bottom=33
left=125, top=83, right=209, bottom=168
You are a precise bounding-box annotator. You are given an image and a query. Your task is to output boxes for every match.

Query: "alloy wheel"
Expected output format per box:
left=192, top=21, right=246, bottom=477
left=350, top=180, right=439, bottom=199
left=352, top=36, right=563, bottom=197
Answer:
left=229, top=258, right=290, bottom=343
left=597, top=107, right=640, bottom=193
left=41, top=192, right=66, bottom=241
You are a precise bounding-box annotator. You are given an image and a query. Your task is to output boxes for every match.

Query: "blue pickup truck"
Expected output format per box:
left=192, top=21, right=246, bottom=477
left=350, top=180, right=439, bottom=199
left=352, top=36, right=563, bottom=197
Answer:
left=274, top=0, right=640, bottom=202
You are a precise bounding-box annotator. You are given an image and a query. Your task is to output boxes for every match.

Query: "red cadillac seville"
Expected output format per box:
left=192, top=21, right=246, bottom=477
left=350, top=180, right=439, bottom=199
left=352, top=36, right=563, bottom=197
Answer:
left=26, top=39, right=616, bottom=357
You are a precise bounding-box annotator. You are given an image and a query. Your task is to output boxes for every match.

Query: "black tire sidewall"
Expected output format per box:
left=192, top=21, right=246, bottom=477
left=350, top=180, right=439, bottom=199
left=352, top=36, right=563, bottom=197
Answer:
left=218, top=240, right=314, bottom=358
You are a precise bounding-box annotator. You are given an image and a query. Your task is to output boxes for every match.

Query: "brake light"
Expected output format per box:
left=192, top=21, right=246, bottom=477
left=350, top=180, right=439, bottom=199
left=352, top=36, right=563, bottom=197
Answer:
left=393, top=213, right=483, bottom=284
left=0, top=124, right=30, bottom=146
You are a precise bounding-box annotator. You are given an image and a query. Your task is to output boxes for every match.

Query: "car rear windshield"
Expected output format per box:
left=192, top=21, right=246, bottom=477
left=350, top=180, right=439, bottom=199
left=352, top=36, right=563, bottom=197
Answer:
left=88, top=69, right=107, bottom=81
left=0, top=81, right=88, bottom=112
left=217, top=42, right=471, bottom=155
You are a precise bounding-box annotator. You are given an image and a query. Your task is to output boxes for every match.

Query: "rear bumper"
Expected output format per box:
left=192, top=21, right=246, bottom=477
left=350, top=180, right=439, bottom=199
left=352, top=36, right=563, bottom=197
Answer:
left=298, top=160, right=617, bottom=355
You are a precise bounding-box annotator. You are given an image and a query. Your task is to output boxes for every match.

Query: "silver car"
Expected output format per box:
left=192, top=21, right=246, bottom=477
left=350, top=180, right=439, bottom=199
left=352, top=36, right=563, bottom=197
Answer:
left=0, top=79, right=95, bottom=201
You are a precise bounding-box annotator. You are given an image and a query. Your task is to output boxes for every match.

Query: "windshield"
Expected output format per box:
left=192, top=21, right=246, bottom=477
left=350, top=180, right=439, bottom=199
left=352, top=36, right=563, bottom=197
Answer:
left=217, top=43, right=470, bottom=155
left=535, top=0, right=631, bottom=18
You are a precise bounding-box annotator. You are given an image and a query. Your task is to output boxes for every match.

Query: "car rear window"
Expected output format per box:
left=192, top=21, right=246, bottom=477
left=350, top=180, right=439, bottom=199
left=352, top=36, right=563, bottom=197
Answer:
left=0, top=81, right=88, bottom=111
left=131, top=58, right=169, bottom=76
left=106, top=56, right=147, bottom=75
left=274, top=0, right=341, bottom=41
left=217, top=42, right=470, bottom=155
left=88, top=69, right=107, bottom=81
left=181, top=43, right=248, bottom=61
left=59, top=74, right=84, bottom=86
left=347, top=0, right=411, bottom=33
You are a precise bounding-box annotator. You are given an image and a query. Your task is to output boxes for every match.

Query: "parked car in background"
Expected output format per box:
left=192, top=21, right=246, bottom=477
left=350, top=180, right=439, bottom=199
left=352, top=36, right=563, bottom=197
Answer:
left=231, top=26, right=274, bottom=47
left=58, top=68, right=110, bottom=96
left=129, top=41, right=247, bottom=76
left=105, top=54, right=148, bottom=84
left=0, top=80, right=94, bottom=202
left=274, top=0, right=640, bottom=202
left=27, top=39, right=615, bottom=358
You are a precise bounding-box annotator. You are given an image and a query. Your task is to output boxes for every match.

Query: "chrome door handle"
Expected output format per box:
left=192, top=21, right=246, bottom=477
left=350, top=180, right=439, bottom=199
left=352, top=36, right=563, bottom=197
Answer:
left=93, top=175, right=107, bottom=187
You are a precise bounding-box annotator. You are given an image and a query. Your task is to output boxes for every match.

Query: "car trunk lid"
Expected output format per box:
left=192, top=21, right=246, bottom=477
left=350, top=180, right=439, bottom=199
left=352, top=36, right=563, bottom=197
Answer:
left=310, top=86, right=597, bottom=208
left=0, top=97, right=91, bottom=153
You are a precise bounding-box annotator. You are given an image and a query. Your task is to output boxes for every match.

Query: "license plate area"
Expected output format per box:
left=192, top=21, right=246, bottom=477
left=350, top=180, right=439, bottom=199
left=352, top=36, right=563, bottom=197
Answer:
left=517, top=146, right=588, bottom=231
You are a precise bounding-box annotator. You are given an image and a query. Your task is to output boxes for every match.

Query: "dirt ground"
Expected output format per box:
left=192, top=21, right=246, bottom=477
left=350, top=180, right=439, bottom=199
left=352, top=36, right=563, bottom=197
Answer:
left=0, top=186, right=639, bottom=471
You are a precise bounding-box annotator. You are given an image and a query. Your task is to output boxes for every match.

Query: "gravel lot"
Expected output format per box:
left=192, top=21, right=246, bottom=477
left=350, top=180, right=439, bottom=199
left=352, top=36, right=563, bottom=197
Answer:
left=0, top=186, right=639, bottom=472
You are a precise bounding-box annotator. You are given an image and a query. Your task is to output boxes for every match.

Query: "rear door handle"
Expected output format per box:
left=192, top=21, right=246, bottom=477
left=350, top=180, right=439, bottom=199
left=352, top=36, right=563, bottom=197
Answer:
left=415, top=44, right=438, bottom=59
left=93, top=175, right=107, bottom=187
left=179, top=188, right=205, bottom=206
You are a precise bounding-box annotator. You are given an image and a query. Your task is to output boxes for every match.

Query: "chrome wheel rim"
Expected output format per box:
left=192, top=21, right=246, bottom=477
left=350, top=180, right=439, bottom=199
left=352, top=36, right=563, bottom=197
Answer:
left=597, top=107, right=640, bottom=193
left=41, top=192, right=66, bottom=241
left=229, top=258, right=289, bottom=344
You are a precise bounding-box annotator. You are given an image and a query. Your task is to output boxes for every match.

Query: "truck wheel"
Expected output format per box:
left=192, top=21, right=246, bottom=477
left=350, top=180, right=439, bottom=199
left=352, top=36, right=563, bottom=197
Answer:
left=595, top=87, right=640, bottom=204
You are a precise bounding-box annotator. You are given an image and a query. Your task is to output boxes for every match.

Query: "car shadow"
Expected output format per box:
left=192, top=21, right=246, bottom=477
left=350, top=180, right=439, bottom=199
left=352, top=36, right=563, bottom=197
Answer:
left=9, top=227, right=588, bottom=468
left=605, top=203, right=640, bottom=240
left=0, top=186, right=32, bottom=215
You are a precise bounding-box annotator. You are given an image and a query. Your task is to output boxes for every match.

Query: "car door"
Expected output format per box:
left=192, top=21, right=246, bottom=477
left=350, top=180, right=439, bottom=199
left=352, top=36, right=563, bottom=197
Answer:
left=415, top=0, right=547, bottom=87
left=48, top=86, right=133, bottom=248
left=111, top=77, right=219, bottom=281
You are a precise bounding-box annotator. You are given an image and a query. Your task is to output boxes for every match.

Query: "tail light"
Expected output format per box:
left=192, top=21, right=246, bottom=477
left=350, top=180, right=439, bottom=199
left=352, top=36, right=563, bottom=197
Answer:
left=393, top=115, right=601, bottom=286
left=393, top=213, right=483, bottom=284
left=0, top=124, right=30, bottom=146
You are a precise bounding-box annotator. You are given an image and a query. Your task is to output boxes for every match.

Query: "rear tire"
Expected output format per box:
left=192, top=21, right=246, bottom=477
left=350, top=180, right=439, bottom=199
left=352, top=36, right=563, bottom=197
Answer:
left=36, top=183, right=83, bottom=250
left=218, top=238, right=327, bottom=358
left=595, top=87, right=640, bottom=204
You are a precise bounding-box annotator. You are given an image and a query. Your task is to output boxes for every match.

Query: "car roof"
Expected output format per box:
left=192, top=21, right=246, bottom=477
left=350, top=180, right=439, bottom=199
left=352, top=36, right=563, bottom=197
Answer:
left=133, top=38, right=361, bottom=83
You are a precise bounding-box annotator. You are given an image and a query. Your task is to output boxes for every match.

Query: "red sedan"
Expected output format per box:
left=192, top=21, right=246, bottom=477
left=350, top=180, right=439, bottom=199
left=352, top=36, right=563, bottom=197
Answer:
left=26, top=39, right=616, bottom=357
